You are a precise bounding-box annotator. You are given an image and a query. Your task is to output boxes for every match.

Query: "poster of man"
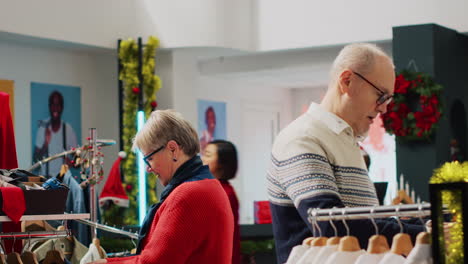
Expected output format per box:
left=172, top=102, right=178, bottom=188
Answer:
left=197, top=99, right=226, bottom=153
left=31, top=82, right=81, bottom=177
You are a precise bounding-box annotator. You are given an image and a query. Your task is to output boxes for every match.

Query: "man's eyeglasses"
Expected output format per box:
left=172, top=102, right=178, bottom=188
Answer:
left=143, top=145, right=165, bottom=168
left=353, top=71, right=393, bottom=105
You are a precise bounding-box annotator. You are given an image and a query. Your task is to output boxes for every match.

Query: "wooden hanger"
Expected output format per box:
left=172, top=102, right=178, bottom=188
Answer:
left=415, top=204, right=431, bottom=245
left=22, top=220, right=46, bottom=232
left=6, top=252, right=23, bottom=264
left=338, top=236, right=361, bottom=252
left=311, top=237, right=328, bottom=247
left=20, top=233, right=38, bottom=264
left=326, top=209, right=341, bottom=246
left=43, top=250, right=65, bottom=264
left=57, top=165, right=69, bottom=180
left=20, top=251, right=38, bottom=264
left=367, top=235, right=390, bottom=254
left=93, top=238, right=106, bottom=259
left=337, top=209, right=361, bottom=252
left=416, top=232, right=431, bottom=245
left=6, top=237, right=23, bottom=264
left=391, top=233, right=413, bottom=256
left=392, top=189, right=414, bottom=205
left=302, top=237, right=314, bottom=246
left=57, top=226, right=73, bottom=242
left=390, top=206, right=413, bottom=257
left=366, top=207, right=390, bottom=254
left=327, top=236, right=341, bottom=245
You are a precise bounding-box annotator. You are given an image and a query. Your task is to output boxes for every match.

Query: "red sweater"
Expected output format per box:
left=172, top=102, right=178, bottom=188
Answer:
left=107, top=179, right=234, bottom=264
left=220, top=180, right=240, bottom=264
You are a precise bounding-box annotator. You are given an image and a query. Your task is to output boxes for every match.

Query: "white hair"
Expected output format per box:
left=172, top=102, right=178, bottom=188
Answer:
left=132, top=109, right=200, bottom=157
left=330, top=43, right=393, bottom=80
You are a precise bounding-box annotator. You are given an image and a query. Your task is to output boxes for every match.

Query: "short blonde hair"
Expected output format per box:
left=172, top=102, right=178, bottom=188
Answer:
left=133, top=110, right=200, bottom=157
left=330, top=43, right=393, bottom=80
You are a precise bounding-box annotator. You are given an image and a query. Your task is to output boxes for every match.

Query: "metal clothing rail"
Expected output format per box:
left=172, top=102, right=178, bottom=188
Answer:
left=73, top=218, right=139, bottom=240
left=0, top=230, right=69, bottom=240
left=308, top=203, right=431, bottom=222
left=27, top=139, right=116, bottom=171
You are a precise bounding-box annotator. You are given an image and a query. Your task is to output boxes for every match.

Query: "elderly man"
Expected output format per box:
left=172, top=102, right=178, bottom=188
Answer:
left=267, top=43, right=424, bottom=263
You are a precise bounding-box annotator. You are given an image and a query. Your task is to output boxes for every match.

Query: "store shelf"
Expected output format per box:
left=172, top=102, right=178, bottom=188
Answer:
left=0, top=213, right=90, bottom=222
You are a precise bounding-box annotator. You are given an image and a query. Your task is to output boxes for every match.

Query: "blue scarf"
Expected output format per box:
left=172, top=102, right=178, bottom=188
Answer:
left=136, top=155, right=213, bottom=253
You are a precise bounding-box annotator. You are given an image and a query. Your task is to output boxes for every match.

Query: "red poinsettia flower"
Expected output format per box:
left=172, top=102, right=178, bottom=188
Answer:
left=395, top=74, right=411, bottom=94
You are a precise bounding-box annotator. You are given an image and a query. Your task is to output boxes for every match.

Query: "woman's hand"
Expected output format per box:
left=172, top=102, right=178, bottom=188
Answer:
left=87, top=260, right=107, bottom=264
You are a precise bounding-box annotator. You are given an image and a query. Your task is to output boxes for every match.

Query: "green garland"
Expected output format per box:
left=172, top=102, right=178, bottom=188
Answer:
left=103, top=37, right=161, bottom=226
left=430, top=161, right=467, bottom=263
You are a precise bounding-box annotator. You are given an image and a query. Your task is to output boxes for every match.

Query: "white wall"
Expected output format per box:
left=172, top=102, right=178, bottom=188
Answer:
left=257, top=0, right=468, bottom=50
left=197, top=76, right=292, bottom=224
left=2, top=0, right=467, bottom=51
left=0, top=36, right=119, bottom=191
left=0, top=0, right=157, bottom=49
left=290, top=87, right=327, bottom=119
left=155, top=47, right=297, bottom=223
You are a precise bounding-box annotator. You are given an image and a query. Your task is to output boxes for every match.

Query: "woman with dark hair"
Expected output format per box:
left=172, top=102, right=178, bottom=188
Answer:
left=202, top=140, right=240, bottom=264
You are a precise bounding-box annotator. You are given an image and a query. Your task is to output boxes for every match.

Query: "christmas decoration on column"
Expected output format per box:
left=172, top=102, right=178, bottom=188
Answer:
left=116, top=36, right=161, bottom=225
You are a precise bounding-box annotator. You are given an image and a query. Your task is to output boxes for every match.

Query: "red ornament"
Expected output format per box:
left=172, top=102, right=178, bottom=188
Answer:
left=150, top=101, right=158, bottom=108
left=125, top=184, right=133, bottom=192
left=132, top=87, right=140, bottom=94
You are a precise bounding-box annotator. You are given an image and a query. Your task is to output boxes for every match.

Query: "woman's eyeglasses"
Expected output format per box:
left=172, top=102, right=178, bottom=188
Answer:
left=143, top=145, right=165, bottom=168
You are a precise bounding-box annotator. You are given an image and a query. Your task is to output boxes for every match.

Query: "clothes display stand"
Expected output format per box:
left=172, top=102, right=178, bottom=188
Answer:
left=28, top=128, right=116, bottom=240
left=290, top=204, right=434, bottom=264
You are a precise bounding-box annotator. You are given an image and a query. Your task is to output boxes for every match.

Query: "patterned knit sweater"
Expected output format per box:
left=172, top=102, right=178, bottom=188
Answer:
left=107, top=179, right=234, bottom=264
left=267, top=103, right=423, bottom=264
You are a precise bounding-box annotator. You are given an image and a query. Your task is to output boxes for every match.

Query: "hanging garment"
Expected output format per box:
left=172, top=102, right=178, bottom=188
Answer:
left=403, top=244, right=432, bottom=264
left=378, top=252, right=406, bottom=264
left=98, top=157, right=129, bottom=207
left=80, top=242, right=107, bottom=264
left=62, top=170, right=89, bottom=246
left=311, top=245, right=338, bottom=264
left=0, top=187, right=26, bottom=222
left=286, top=244, right=309, bottom=264
left=355, top=253, right=386, bottom=264
left=0, top=92, right=18, bottom=169
left=296, top=246, right=324, bottom=264
left=324, top=250, right=366, bottom=264
left=33, top=237, right=87, bottom=264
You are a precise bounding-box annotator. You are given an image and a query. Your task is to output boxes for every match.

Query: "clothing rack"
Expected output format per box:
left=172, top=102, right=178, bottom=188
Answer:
left=27, top=139, right=116, bottom=172
left=307, top=203, right=431, bottom=222
left=0, top=230, right=69, bottom=240
left=73, top=218, right=139, bottom=240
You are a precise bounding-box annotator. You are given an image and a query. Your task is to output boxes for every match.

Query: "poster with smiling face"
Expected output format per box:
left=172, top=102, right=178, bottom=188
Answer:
left=31, top=82, right=81, bottom=177
left=197, top=99, right=226, bottom=154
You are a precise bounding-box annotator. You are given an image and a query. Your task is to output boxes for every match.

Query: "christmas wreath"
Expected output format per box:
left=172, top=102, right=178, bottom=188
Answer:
left=382, top=70, right=443, bottom=141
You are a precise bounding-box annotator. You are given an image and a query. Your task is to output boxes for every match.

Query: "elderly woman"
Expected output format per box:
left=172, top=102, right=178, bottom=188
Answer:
left=91, top=110, right=234, bottom=264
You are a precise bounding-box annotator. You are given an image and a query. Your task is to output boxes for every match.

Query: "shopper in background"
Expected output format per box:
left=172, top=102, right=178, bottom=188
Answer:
left=267, top=43, right=425, bottom=263
left=202, top=140, right=240, bottom=264
left=89, top=110, right=234, bottom=264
